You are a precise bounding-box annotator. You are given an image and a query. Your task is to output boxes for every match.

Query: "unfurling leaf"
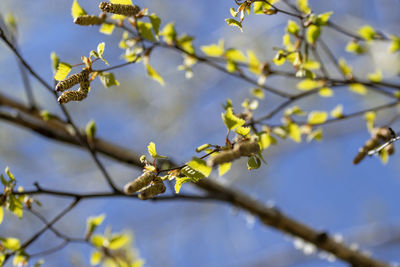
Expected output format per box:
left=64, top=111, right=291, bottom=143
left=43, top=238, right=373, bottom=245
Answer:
left=201, top=40, right=225, bottom=57
left=99, top=72, right=120, bottom=88
left=147, top=142, right=168, bottom=159
left=54, top=63, right=72, bottom=81
left=221, top=107, right=245, bottom=130
left=99, top=23, right=115, bottom=35
left=145, top=63, right=165, bottom=86
left=174, top=177, right=191, bottom=194
left=225, top=19, right=243, bottom=32
left=307, top=111, right=328, bottom=125
left=71, top=0, right=87, bottom=19
left=187, top=158, right=212, bottom=178
left=97, top=42, right=109, bottom=65
left=85, top=120, right=97, bottom=140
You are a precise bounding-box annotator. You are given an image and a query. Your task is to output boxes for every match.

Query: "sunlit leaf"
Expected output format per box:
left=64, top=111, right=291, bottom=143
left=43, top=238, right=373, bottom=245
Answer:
left=109, top=234, right=129, bottom=250
left=306, top=25, right=321, bottom=44
left=90, top=250, right=102, bottom=265
left=86, top=214, right=105, bottom=234
left=338, top=58, right=353, bottom=76
left=97, top=42, right=109, bottom=65
left=379, top=148, right=389, bottom=164
left=145, top=63, right=165, bottom=86
left=225, top=49, right=247, bottom=62
left=358, top=25, right=376, bottom=41
left=288, top=123, right=301, bottom=143
left=201, top=40, right=225, bottom=57
left=285, top=106, right=306, bottom=116
left=50, top=52, right=59, bottom=73
left=2, top=237, right=20, bottom=251
left=307, top=111, right=328, bottom=125
left=345, top=41, right=366, bottom=54
left=273, top=50, right=286, bottom=66
left=174, top=177, right=191, bottom=193
left=251, top=88, right=264, bottom=99
left=235, top=126, right=251, bottom=137
left=297, top=0, right=311, bottom=14
left=247, top=156, right=261, bottom=170
left=247, top=50, right=261, bottom=74
left=315, top=12, right=333, bottom=26
left=147, top=142, right=168, bottom=159
left=149, top=14, right=161, bottom=36
left=218, top=162, right=231, bottom=176
left=365, top=111, right=376, bottom=132
left=389, top=35, right=400, bottom=53
left=54, top=62, right=72, bottom=81
left=99, top=23, right=115, bottom=35
left=0, top=207, right=3, bottom=224
left=196, top=144, right=211, bottom=152
left=297, top=79, right=324, bottom=90
left=99, top=72, right=120, bottom=88
left=187, top=158, right=212, bottom=177
left=110, top=0, right=133, bottom=4
left=349, top=83, right=367, bottom=95
left=287, top=20, right=299, bottom=35
left=319, top=87, right=333, bottom=97
left=306, top=128, right=323, bottom=142
left=367, top=70, right=382, bottom=82
left=330, top=105, right=343, bottom=118
left=137, top=22, right=155, bottom=41
left=91, top=234, right=104, bottom=247
left=71, top=0, right=87, bottom=19
left=221, top=107, right=245, bottom=130
left=160, top=23, right=177, bottom=45
left=225, top=19, right=243, bottom=32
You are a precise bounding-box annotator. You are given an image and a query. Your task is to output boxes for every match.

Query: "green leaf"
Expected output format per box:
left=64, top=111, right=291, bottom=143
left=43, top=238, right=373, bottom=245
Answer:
left=297, top=79, right=324, bottom=90
left=2, top=237, right=20, bottom=251
left=149, top=13, right=161, bottom=36
left=225, top=19, right=243, bottom=32
left=147, top=142, right=168, bottom=159
left=285, top=106, right=306, bottom=116
left=160, top=23, right=177, bottom=45
left=225, top=49, right=247, bottom=62
left=97, top=42, right=109, bottom=65
left=315, top=12, right=333, bottom=26
left=247, top=50, right=261, bottom=74
left=8, top=195, right=23, bottom=218
left=5, top=167, right=14, bottom=180
left=319, top=87, right=333, bottom=97
left=86, top=214, right=105, bottom=235
left=365, top=111, right=376, bottom=132
left=177, top=35, right=195, bottom=54
left=144, top=63, right=163, bottom=85
left=91, top=234, right=104, bottom=247
left=218, top=162, right=231, bottom=176
left=288, top=123, right=301, bottom=143
left=345, top=41, right=366, bottom=54
left=307, top=111, right=328, bottom=125
left=306, top=25, right=321, bottom=44
left=273, top=50, right=286, bottom=66
left=85, top=120, right=96, bottom=141
left=379, top=147, right=389, bottom=164
left=181, top=166, right=205, bottom=181
left=90, top=250, right=102, bottom=265
left=50, top=52, right=59, bottom=73
left=358, top=25, right=375, bottom=41
left=389, top=35, right=400, bottom=53
left=201, top=40, right=225, bottom=57
left=306, top=128, right=323, bottom=142
left=5, top=14, right=17, bottom=33
left=195, top=144, right=211, bottom=152
left=330, top=105, right=343, bottom=118
left=54, top=62, right=72, bottom=81
left=137, top=21, right=155, bottom=41
left=297, top=0, right=311, bottom=14
left=251, top=88, right=264, bottom=99
left=236, top=126, right=251, bottom=137
left=349, top=83, right=367, bottom=95
left=187, top=158, right=212, bottom=177
left=174, top=177, right=191, bottom=193
left=99, top=72, right=120, bottom=88
left=0, top=207, right=3, bottom=225
left=338, top=58, right=353, bottom=76
left=367, top=70, right=382, bottom=82
left=99, top=23, right=115, bottom=35
left=287, top=20, right=299, bottom=35
left=71, top=0, right=87, bottom=19
left=247, top=156, right=261, bottom=170
left=109, top=234, right=129, bottom=250
left=110, top=0, right=133, bottom=4
left=221, top=107, right=245, bottom=130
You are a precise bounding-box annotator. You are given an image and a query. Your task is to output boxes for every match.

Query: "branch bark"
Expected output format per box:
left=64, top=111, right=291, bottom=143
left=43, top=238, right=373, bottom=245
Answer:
left=0, top=92, right=390, bottom=266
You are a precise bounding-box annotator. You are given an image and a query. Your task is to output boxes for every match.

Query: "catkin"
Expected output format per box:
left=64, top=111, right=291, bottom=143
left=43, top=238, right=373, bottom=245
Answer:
left=124, top=171, right=156, bottom=195
left=57, top=79, right=90, bottom=104
left=99, top=2, right=140, bottom=17
left=74, top=15, right=105, bottom=26
left=207, top=140, right=260, bottom=167
left=138, top=177, right=166, bottom=200
left=55, top=70, right=89, bottom=92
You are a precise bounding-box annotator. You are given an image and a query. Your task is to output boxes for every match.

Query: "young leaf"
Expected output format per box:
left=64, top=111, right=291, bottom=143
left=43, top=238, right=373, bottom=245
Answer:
left=99, top=72, right=120, bottom=88
left=365, top=111, right=376, bottom=132
left=110, top=0, right=133, bottom=4
left=218, top=162, right=231, bottom=176
left=0, top=207, right=3, bottom=225
left=367, top=70, right=382, bottom=82
left=137, top=21, right=155, bottom=41
left=346, top=41, right=366, bottom=54
left=225, top=19, right=243, bottom=32
left=297, top=0, right=311, bottom=14
left=54, top=63, right=72, bottom=81
left=288, top=123, right=301, bottom=143
left=307, top=111, right=328, bottom=125
left=251, top=88, right=264, bottom=99
left=225, top=49, right=247, bottom=62
left=86, top=214, right=105, bottom=235
left=358, top=25, right=376, bottom=41
left=389, top=35, right=400, bottom=53
left=196, top=144, right=211, bottom=152
left=235, top=126, right=251, bottom=137
left=160, top=23, right=177, bottom=45
left=349, top=83, right=367, bottom=95
left=201, top=40, right=225, bottom=57
left=174, top=177, right=191, bottom=194
left=221, top=107, right=245, bottom=130
left=247, top=156, right=261, bottom=170
left=307, top=128, right=323, bottom=142
left=306, top=25, right=321, bottom=44
left=149, top=14, right=161, bottom=36
left=50, top=52, right=59, bottom=73
left=2, top=237, right=20, bottom=251
left=180, top=166, right=204, bottom=181
left=187, top=158, right=212, bottom=177
left=147, top=142, right=167, bottom=159
left=330, top=105, right=343, bottom=118
left=5, top=167, right=15, bottom=180
left=319, top=87, right=333, bottom=97
left=247, top=50, right=261, bottom=74
left=315, top=12, right=333, bottom=26
left=287, top=20, right=300, bottom=35
left=97, top=42, right=109, bottom=65
left=338, top=58, right=353, bottom=76
left=85, top=120, right=97, bottom=140
left=71, top=0, right=87, bottom=19
left=108, top=234, right=129, bottom=249
left=145, top=63, right=165, bottom=86
left=297, top=79, right=324, bottom=90
left=99, top=23, right=115, bottom=35
left=90, top=251, right=102, bottom=265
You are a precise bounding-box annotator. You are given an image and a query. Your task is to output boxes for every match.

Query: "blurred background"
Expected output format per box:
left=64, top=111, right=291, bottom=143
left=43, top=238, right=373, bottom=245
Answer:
left=1, top=0, right=400, bottom=266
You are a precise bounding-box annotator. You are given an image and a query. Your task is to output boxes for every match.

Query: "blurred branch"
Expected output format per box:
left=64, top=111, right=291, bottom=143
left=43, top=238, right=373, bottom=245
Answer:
left=0, top=93, right=390, bottom=266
